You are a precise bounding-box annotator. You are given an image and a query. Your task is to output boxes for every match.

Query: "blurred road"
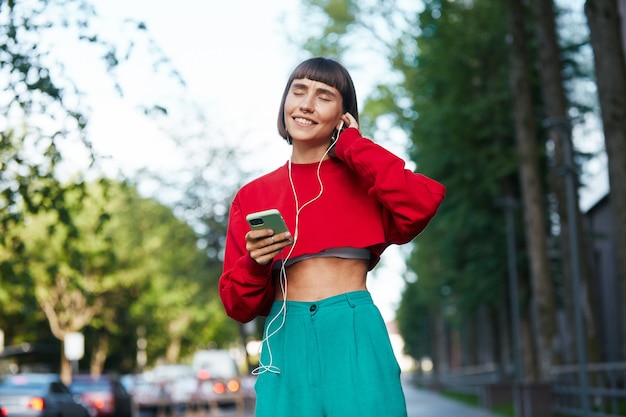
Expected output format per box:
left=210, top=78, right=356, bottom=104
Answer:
left=223, top=376, right=501, bottom=417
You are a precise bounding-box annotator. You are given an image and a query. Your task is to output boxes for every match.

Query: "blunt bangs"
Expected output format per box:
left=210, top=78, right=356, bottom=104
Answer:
left=277, top=57, right=359, bottom=141
left=290, top=59, right=352, bottom=103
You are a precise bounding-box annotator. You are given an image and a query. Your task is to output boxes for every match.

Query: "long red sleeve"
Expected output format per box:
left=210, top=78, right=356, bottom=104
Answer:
left=334, top=128, right=446, bottom=245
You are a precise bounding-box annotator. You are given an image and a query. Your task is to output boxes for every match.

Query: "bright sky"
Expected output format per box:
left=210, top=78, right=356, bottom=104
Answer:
left=60, top=0, right=408, bottom=322
left=80, top=0, right=301, bottom=175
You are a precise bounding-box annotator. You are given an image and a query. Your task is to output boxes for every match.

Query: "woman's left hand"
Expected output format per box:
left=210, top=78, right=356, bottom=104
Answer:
left=330, top=112, right=359, bottom=157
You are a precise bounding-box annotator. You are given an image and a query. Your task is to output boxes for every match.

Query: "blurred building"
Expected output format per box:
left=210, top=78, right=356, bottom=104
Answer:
left=583, top=191, right=623, bottom=362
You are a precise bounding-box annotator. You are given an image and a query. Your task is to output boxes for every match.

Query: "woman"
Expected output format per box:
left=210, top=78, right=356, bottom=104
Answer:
left=219, top=57, right=445, bottom=417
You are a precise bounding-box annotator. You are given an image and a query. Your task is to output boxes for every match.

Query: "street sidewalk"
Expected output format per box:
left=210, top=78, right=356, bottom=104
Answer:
left=403, top=377, right=503, bottom=417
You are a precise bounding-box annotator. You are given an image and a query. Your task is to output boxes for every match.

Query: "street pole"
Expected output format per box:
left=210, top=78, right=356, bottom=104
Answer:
left=498, top=197, right=523, bottom=417
left=503, top=198, right=523, bottom=382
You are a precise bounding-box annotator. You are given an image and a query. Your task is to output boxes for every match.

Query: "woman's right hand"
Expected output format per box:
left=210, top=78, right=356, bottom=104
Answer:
left=245, top=229, right=293, bottom=265
left=341, top=112, right=359, bottom=132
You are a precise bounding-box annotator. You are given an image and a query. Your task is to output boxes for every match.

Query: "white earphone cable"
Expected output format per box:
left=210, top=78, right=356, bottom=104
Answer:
left=252, top=137, right=339, bottom=375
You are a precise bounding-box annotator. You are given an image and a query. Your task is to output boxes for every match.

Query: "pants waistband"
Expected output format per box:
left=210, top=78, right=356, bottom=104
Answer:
left=270, top=290, right=373, bottom=316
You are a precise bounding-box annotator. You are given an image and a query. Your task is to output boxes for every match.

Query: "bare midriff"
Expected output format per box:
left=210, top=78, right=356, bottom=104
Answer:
left=275, top=257, right=369, bottom=301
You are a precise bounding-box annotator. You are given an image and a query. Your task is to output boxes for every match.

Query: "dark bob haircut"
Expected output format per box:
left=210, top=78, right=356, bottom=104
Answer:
left=277, top=57, right=359, bottom=143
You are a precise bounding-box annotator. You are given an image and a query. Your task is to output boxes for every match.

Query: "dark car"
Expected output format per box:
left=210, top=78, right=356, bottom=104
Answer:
left=0, top=373, right=90, bottom=417
left=68, top=375, right=133, bottom=417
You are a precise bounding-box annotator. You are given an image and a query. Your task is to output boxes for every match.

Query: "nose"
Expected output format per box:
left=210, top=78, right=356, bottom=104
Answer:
left=299, top=93, right=314, bottom=112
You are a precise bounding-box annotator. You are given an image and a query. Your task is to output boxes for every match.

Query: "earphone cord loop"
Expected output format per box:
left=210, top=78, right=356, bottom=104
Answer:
left=252, top=141, right=337, bottom=375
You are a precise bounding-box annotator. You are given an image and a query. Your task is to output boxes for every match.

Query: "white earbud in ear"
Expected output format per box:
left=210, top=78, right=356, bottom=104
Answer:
left=331, top=121, right=344, bottom=145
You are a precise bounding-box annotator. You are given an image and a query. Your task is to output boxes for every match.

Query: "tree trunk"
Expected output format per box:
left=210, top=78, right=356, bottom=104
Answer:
left=90, top=332, right=109, bottom=376
left=165, top=338, right=182, bottom=365
left=585, top=0, right=626, bottom=358
left=60, top=353, right=72, bottom=385
left=530, top=0, right=600, bottom=364
left=507, top=0, right=557, bottom=381
left=165, top=314, right=191, bottom=364
left=37, top=275, right=101, bottom=383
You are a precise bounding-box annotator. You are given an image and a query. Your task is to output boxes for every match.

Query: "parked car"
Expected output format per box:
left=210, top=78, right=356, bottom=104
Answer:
left=191, top=350, right=246, bottom=407
left=148, top=365, right=200, bottom=409
left=68, top=375, right=132, bottom=417
left=0, top=373, right=90, bottom=417
left=113, top=374, right=170, bottom=417
left=124, top=379, right=170, bottom=415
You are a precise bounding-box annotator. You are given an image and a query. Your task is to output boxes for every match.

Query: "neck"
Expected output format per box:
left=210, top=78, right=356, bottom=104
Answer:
left=291, top=142, right=334, bottom=164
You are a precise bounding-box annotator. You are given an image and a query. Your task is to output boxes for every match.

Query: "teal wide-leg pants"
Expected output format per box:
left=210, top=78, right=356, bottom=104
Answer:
left=254, top=290, right=407, bottom=417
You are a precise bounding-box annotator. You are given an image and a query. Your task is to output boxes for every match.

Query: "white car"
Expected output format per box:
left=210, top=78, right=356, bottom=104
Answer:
left=191, top=350, right=246, bottom=407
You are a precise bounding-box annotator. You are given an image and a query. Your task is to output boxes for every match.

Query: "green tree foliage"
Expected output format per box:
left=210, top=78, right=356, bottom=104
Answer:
left=398, top=0, right=516, bottom=320
left=5, top=179, right=230, bottom=375
left=132, top=130, right=256, bottom=351
left=296, top=0, right=518, bottom=360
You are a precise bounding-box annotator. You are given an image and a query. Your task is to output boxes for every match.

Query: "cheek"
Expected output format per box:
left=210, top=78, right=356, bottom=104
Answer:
left=325, top=108, right=344, bottom=127
left=283, top=96, right=298, bottom=114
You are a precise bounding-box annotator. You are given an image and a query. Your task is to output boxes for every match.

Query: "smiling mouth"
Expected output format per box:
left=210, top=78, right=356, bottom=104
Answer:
left=294, top=117, right=315, bottom=126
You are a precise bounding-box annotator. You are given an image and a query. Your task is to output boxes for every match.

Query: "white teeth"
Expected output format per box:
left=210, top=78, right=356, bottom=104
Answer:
left=295, top=117, right=313, bottom=125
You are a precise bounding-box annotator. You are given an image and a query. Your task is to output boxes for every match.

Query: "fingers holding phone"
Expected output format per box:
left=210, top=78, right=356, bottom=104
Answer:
left=245, top=209, right=293, bottom=265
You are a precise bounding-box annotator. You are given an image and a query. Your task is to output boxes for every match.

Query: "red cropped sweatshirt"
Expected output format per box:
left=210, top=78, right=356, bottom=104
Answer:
left=219, top=128, right=446, bottom=323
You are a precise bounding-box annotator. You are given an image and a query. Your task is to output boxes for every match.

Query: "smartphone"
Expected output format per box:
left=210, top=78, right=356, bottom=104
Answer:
left=246, top=209, right=290, bottom=234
